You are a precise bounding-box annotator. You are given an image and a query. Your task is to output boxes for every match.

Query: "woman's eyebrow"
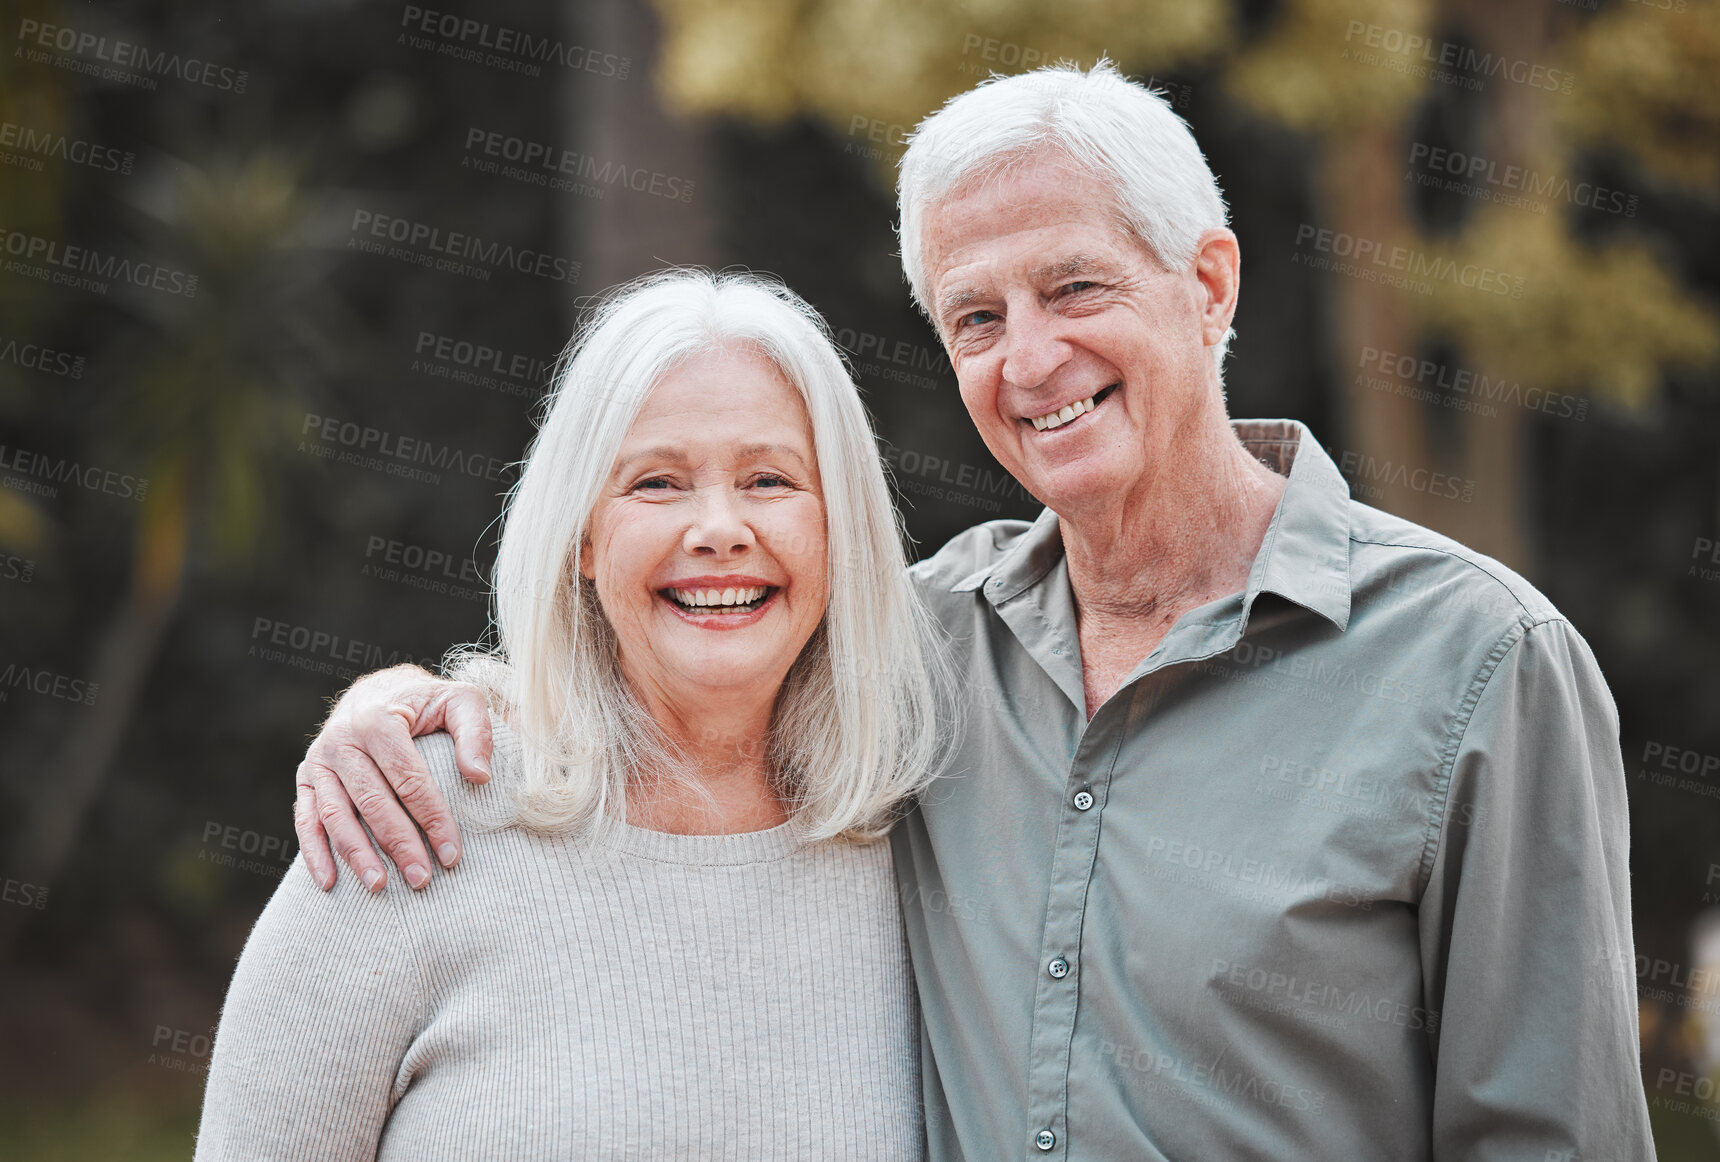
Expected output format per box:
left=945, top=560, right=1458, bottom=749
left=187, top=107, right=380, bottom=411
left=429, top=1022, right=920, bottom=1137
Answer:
left=736, top=442, right=809, bottom=465
left=612, top=445, right=689, bottom=474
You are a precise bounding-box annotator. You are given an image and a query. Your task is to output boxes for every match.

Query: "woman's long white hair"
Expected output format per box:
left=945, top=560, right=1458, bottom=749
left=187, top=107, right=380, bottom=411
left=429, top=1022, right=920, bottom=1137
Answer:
left=448, top=269, right=951, bottom=841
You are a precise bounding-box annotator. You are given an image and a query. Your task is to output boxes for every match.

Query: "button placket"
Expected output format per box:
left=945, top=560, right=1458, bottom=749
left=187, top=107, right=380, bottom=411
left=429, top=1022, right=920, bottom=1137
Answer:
left=1020, top=696, right=1132, bottom=1159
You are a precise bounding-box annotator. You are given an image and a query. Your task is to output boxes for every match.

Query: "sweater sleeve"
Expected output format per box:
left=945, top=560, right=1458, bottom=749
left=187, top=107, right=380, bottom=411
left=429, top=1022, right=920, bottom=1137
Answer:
left=194, top=853, right=430, bottom=1162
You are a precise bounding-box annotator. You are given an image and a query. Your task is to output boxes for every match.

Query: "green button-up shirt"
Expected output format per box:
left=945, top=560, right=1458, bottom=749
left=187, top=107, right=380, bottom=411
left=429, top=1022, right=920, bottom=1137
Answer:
left=893, top=420, right=1652, bottom=1161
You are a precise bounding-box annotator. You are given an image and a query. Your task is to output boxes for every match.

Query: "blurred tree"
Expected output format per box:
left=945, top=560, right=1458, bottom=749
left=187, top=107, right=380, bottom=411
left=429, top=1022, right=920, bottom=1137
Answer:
left=648, top=0, right=1720, bottom=572
left=1, top=154, right=329, bottom=951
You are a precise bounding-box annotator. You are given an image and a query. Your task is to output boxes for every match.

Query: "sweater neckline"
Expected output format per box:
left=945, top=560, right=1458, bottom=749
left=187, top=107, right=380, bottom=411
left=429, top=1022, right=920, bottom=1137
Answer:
left=594, top=816, right=806, bottom=866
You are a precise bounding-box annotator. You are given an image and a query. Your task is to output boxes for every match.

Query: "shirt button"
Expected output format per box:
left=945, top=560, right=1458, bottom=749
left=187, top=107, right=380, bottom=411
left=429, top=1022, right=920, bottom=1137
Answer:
left=1073, top=789, right=1094, bottom=811
left=1048, top=957, right=1070, bottom=979
left=1035, top=1128, right=1056, bottom=1151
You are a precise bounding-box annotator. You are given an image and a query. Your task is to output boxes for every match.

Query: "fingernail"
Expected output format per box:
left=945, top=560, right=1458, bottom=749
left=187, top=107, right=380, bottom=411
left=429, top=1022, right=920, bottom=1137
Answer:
left=405, top=863, right=429, bottom=888
left=437, top=843, right=458, bottom=867
left=474, top=760, right=492, bottom=780
left=362, top=868, right=383, bottom=892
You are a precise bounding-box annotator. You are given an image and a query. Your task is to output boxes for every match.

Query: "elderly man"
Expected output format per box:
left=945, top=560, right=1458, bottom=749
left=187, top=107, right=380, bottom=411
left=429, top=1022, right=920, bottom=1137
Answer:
left=293, top=64, right=1653, bottom=1159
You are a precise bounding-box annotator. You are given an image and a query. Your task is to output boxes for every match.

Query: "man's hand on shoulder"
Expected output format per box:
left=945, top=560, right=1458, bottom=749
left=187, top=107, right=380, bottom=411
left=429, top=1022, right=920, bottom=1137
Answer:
left=293, top=665, right=494, bottom=893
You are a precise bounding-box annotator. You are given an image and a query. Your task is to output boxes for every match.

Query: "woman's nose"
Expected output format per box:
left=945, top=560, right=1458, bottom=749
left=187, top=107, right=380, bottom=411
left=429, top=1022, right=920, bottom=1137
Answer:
left=683, top=488, right=755, bottom=557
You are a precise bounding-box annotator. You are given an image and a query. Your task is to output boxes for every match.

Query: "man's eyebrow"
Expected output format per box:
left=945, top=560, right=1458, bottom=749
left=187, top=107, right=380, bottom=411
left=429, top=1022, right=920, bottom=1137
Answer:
left=1030, top=254, right=1107, bottom=282
left=936, top=255, right=1111, bottom=319
left=937, top=285, right=990, bottom=318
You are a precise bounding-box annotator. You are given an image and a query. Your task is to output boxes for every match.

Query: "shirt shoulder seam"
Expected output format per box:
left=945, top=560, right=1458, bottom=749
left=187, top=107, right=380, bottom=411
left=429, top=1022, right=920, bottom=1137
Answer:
left=1348, top=532, right=1541, bottom=622
left=1414, top=615, right=1568, bottom=896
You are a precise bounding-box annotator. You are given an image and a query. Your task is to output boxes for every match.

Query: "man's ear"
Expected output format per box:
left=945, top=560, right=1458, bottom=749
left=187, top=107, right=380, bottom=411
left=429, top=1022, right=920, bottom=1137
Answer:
left=1192, top=228, right=1241, bottom=348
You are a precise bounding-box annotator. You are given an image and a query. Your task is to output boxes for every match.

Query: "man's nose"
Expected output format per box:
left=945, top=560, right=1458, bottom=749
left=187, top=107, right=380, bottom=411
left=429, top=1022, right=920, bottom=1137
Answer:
left=999, top=303, right=1074, bottom=391
left=683, top=487, right=756, bottom=556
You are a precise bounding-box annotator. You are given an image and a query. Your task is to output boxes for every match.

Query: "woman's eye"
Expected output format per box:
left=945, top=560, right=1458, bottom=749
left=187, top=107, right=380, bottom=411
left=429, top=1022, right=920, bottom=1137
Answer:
left=634, top=476, right=673, bottom=491
left=753, top=474, right=790, bottom=489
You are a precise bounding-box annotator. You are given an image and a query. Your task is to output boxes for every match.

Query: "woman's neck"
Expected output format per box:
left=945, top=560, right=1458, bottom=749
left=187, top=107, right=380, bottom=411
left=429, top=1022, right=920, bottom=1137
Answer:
left=624, top=684, right=789, bottom=836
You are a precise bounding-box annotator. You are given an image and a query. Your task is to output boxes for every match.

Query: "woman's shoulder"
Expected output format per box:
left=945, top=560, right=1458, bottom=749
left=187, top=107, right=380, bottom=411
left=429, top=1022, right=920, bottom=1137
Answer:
left=412, top=710, right=523, bottom=832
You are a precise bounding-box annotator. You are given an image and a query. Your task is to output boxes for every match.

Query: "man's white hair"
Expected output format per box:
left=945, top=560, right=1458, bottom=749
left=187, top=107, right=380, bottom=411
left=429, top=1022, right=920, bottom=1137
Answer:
left=449, top=269, right=950, bottom=842
left=897, top=60, right=1234, bottom=371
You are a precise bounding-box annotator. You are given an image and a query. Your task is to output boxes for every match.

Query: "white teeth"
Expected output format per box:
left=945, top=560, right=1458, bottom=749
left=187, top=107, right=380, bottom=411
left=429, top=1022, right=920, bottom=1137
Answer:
left=667, top=585, right=768, bottom=608
left=1029, top=393, right=1097, bottom=431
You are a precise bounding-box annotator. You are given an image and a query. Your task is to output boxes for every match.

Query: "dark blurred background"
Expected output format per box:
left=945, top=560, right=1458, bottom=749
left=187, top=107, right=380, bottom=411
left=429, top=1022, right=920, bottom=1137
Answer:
left=1, top=0, right=1717, bottom=1156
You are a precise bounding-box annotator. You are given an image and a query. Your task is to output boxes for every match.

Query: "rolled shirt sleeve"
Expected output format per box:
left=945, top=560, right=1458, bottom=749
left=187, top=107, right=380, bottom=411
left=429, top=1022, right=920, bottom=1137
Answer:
left=1419, top=618, right=1653, bottom=1161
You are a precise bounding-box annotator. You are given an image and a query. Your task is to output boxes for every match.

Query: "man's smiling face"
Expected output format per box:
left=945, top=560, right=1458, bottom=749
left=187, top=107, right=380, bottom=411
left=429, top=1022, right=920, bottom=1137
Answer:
left=920, top=153, right=1235, bottom=519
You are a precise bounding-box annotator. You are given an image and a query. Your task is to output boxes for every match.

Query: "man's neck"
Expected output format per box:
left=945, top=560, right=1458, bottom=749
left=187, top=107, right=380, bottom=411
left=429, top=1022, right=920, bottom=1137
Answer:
left=1059, top=421, right=1287, bottom=715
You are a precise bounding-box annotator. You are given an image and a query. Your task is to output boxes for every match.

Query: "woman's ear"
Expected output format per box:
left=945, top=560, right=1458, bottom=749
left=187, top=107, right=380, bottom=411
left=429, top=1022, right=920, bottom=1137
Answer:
left=576, top=537, right=596, bottom=582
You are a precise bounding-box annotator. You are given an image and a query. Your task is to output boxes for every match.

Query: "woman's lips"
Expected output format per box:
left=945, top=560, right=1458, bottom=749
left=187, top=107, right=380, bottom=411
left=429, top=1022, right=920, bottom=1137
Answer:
left=657, top=586, right=781, bottom=630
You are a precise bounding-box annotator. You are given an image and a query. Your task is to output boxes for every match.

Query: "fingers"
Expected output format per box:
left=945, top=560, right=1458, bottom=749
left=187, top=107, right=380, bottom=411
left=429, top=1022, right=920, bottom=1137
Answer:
left=338, top=734, right=441, bottom=888
left=292, top=773, right=336, bottom=891
left=350, top=706, right=456, bottom=877
left=305, top=751, right=392, bottom=893
left=439, top=687, right=494, bottom=787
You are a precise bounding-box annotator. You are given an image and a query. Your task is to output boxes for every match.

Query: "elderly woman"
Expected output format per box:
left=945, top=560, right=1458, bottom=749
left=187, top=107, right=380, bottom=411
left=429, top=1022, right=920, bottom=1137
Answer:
left=195, top=270, right=946, bottom=1159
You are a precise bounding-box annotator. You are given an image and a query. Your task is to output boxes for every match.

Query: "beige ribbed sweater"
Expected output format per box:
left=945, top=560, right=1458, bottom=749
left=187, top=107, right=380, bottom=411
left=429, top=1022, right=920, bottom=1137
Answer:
left=195, top=724, right=924, bottom=1160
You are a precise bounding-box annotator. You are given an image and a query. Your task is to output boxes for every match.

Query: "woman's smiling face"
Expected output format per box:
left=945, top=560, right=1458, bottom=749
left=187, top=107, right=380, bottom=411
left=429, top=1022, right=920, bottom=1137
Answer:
left=579, top=343, right=829, bottom=710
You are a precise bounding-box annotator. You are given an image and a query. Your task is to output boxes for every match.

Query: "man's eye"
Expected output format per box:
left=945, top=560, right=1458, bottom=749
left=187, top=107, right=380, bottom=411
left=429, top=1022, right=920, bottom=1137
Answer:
left=958, top=310, right=998, bottom=329
left=1061, top=281, right=1096, bottom=295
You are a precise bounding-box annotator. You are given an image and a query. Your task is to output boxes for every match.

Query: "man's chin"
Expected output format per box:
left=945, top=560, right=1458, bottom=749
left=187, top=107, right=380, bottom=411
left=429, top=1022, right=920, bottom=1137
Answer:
left=1015, top=459, right=1130, bottom=520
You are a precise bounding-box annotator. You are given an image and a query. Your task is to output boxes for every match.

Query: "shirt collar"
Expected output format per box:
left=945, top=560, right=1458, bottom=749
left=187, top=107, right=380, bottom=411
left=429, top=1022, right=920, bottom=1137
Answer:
left=950, top=419, right=1353, bottom=632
